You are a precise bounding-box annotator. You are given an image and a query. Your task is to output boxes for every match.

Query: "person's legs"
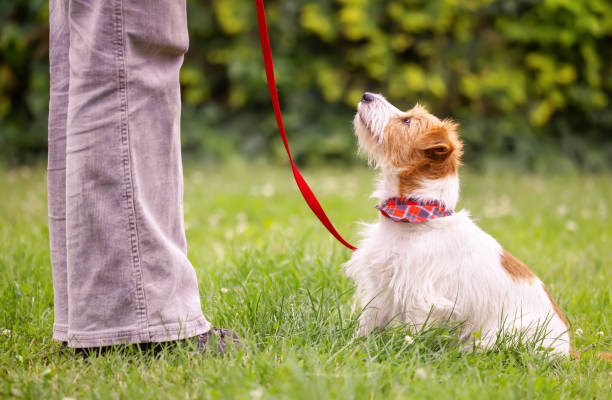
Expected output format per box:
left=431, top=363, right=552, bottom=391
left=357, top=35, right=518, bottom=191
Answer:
left=49, top=0, right=210, bottom=348
left=48, top=0, right=70, bottom=342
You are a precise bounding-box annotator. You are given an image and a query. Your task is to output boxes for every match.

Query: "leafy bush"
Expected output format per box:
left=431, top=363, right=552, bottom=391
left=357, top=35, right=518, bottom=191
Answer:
left=0, top=0, right=49, bottom=162
left=1, top=0, right=612, bottom=169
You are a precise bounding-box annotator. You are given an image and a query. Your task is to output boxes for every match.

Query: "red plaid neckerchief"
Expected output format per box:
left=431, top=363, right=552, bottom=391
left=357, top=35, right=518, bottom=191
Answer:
left=376, top=197, right=453, bottom=223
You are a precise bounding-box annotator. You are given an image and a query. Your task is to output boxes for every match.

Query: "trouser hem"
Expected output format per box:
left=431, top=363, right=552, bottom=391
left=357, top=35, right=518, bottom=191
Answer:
left=53, top=323, right=69, bottom=341
left=53, top=316, right=210, bottom=348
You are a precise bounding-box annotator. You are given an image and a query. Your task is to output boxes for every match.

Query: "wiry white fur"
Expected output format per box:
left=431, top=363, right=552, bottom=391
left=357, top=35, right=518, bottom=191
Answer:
left=354, top=93, right=402, bottom=168
left=345, top=95, right=570, bottom=355
left=356, top=93, right=402, bottom=143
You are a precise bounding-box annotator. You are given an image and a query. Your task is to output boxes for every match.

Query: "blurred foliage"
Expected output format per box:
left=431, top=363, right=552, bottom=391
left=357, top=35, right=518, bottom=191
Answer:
left=1, top=0, right=612, bottom=169
left=0, top=0, right=49, bottom=162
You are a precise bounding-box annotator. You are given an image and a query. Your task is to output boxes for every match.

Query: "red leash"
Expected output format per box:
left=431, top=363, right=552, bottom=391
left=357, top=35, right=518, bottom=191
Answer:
left=255, top=0, right=357, bottom=251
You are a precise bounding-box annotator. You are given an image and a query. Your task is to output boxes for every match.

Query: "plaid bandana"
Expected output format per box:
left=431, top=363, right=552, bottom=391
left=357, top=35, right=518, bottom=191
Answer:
left=376, top=197, right=453, bottom=223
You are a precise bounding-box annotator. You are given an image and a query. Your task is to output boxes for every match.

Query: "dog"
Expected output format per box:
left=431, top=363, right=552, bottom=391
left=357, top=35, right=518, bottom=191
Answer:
left=344, top=92, right=570, bottom=355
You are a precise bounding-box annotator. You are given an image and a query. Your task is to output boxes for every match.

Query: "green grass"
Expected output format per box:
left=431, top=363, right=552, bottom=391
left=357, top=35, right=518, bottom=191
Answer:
left=0, top=161, right=610, bottom=399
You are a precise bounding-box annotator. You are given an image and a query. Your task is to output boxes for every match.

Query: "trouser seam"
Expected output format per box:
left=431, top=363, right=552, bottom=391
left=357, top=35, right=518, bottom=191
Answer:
left=113, top=0, right=150, bottom=340
left=64, top=316, right=208, bottom=340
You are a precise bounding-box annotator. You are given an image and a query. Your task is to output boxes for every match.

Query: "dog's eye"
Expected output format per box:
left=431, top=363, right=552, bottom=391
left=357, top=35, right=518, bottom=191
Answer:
left=402, top=118, right=411, bottom=125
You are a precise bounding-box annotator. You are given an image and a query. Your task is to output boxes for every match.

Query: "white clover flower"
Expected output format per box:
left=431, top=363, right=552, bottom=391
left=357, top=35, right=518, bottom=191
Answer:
left=556, top=204, right=568, bottom=216
left=236, top=222, right=248, bottom=234
left=220, top=287, right=229, bottom=294
left=575, top=328, right=583, bottom=336
left=213, top=242, right=225, bottom=261
left=249, top=387, right=263, bottom=400
left=404, top=335, right=414, bottom=344
left=207, top=213, right=221, bottom=227
left=415, top=368, right=427, bottom=379
left=262, top=183, right=275, bottom=198
left=596, top=331, right=604, bottom=337
left=565, top=220, right=578, bottom=231
left=1, top=329, right=10, bottom=336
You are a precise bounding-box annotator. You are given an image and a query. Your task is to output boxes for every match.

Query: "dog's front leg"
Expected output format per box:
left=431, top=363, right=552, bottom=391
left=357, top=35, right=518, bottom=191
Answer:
left=357, top=308, right=385, bottom=336
left=356, top=292, right=396, bottom=336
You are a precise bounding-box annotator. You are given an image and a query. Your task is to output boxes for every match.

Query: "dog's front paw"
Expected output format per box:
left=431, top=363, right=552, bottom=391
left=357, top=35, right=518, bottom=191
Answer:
left=356, top=323, right=372, bottom=337
left=356, top=308, right=389, bottom=336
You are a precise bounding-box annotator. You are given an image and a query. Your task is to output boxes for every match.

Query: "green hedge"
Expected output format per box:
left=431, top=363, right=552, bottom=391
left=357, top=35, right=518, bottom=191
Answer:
left=2, top=0, right=612, bottom=169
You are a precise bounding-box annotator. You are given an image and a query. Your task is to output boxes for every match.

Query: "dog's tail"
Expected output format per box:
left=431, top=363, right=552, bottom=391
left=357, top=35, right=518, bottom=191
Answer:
left=570, top=350, right=611, bottom=361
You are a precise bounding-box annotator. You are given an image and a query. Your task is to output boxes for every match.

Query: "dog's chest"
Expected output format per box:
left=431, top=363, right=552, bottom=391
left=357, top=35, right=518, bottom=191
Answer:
left=345, top=213, right=506, bottom=305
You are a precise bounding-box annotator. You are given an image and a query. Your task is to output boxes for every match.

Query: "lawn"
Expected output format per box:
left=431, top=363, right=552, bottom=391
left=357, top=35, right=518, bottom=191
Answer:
left=0, top=161, right=610, bottom=399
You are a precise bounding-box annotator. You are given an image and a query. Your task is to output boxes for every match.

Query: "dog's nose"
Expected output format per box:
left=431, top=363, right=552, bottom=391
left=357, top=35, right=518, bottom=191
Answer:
left=361, top=92, right=374, bottom=103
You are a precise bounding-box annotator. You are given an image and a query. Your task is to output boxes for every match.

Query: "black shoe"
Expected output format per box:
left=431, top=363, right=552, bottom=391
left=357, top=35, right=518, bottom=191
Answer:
left=196, top=327, right=242, bottom=356
left=70, top=327, right=242, bottom=358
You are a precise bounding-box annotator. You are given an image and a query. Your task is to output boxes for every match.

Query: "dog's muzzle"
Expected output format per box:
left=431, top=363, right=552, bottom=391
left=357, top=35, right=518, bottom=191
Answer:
left=361, top=92, right=375, bottom=103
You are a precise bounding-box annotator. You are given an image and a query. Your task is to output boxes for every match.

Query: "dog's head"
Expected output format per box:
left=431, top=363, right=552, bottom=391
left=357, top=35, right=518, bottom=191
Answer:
left=353, top=93, right=463, bottom=194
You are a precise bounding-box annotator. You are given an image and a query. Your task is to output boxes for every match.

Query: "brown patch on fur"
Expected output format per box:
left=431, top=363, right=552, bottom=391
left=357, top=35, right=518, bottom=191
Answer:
left=380, top=106, right=463, bottom=196
left=501, top=251, right=568, bottom=328
left=501, top=250, right=536, bottom=283
left=543, top=284, right=568, bottom=327
left=570, top=351, right=611, bottom=361
left=597, top=352, right=612, bottom=361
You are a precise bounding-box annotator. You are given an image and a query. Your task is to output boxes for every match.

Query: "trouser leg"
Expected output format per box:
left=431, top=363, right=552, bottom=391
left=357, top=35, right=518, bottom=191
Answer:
left=48, top=0, right=70, bottom=341
left=51, top=0, right=209, bottom=347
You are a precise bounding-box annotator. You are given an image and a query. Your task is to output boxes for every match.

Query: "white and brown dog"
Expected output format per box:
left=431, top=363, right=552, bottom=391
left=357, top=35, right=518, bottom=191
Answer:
left=345, top=92, right=569, bottom=355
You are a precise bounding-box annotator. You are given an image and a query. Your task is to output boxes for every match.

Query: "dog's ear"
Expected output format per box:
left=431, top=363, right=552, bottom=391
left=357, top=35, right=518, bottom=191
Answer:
left=416, top=120, right=458, bottom=162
